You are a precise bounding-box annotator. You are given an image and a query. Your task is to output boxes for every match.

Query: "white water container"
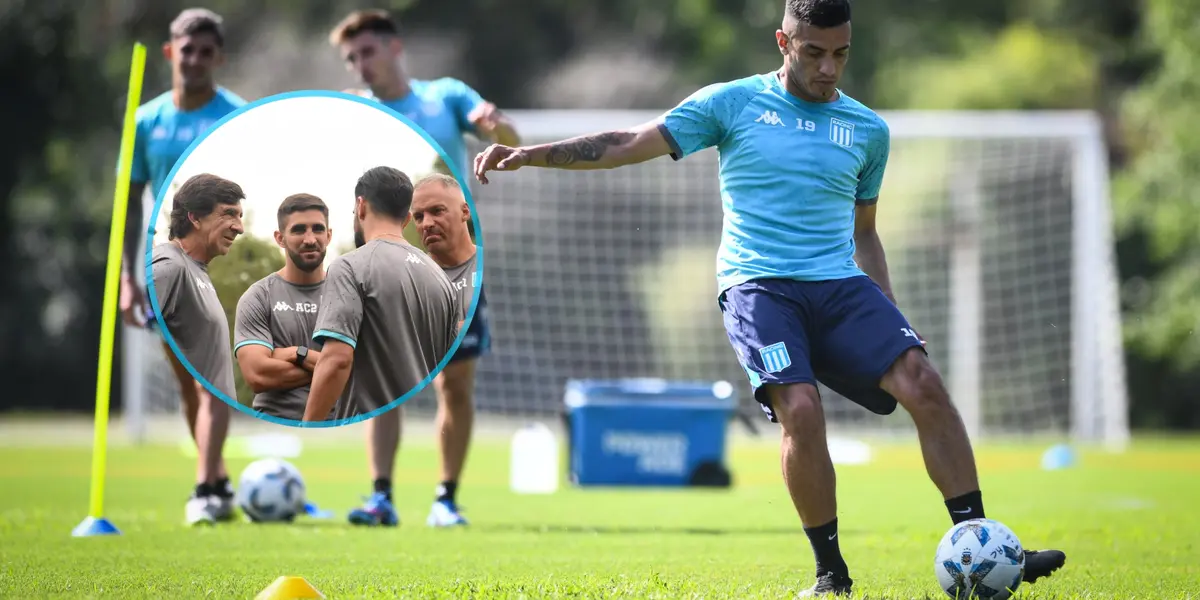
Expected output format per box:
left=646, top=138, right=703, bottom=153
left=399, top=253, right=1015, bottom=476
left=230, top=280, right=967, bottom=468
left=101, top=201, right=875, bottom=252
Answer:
left=509, top=422, right=559, bottom=494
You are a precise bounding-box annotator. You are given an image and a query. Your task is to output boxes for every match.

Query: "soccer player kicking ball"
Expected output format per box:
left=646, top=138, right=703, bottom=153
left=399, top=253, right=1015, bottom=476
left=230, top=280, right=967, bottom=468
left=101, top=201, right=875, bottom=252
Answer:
left=149, top=173, right=245, bottom=526
left=327, top=8, right=519, bottom=528
left=117, top=8, right=247, bottom=526
left=302, top=166, right=460, bottom=423
left=473, top=0, right=1067, bottom=596
left=233, top=194, right=333, bottom=422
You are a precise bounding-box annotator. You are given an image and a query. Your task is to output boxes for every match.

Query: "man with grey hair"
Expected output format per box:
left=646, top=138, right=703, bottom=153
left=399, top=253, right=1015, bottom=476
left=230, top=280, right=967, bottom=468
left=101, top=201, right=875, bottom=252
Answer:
left=117, top=8, right=247, bottom=526
left=347, top=172, right=488, bottom=529
left=303, top=166, right=460, bottom=423
left=149, top=173, right=245, bottom=526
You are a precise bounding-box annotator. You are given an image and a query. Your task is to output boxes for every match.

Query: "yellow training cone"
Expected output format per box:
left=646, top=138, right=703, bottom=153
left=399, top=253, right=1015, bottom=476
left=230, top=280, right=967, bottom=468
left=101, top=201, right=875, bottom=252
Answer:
left=255, top=576, right=325, bottom=600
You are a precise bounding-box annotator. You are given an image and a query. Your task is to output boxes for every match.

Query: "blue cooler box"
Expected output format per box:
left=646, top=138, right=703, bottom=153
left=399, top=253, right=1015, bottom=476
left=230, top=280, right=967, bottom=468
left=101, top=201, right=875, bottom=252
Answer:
left=564, top=378, right=736, bottom=487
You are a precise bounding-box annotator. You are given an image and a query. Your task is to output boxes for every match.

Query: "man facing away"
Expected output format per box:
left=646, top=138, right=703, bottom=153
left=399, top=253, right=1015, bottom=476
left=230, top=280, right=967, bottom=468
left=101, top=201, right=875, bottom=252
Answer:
left=303, top=166, right=460, bottom=423
left=346, top=173, right=488, bottom=528
left=233, top=194, right=333, bottom=422
left=472, top=0, right=1067, bottom=596
left=328, top=8, right=518, bottom=527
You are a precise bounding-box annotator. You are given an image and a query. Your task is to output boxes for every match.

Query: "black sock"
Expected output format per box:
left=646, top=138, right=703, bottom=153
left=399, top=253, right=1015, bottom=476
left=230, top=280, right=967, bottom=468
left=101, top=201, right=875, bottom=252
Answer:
left=945, top=490, right=986, bottom=524
left=214, top=477, right=232, bottom=498
left=193, top=482, right=213, bottom=497
left=436, top=480, right=458, bottom=503
left=373, top=478, right=392, bottom=501
left=803, top=518, right=849, bottom=578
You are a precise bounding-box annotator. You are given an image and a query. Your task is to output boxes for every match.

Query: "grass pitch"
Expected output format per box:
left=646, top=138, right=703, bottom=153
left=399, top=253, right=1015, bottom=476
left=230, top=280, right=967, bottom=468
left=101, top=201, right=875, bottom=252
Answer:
left=1, top=420, right=1197, bottom=599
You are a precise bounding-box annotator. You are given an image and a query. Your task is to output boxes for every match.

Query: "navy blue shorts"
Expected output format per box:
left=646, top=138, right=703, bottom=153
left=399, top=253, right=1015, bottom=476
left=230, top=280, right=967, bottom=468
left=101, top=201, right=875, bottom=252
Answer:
left=450, top=294, right=491, bottom=363
left=719, top=276, right=926, bottom=423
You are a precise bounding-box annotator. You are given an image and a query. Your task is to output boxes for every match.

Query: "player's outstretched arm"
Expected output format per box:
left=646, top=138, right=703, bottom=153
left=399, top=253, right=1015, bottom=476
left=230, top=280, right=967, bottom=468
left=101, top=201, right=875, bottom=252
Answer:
left=473, top=120, right=671, bottom=183
left=235, top=345, right=313, bottom=394
left=303, top=341, right=353, bottom=421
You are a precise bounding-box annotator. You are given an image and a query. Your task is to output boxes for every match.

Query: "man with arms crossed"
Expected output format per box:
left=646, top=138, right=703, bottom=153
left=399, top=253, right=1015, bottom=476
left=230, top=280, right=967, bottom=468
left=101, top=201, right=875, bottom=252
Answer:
left=116, top=8, right=246, bottom=525
left=303, top=166, right=459, bottom=423
left=233, top=194, right=332, bottom=422
left=328, top=8, right=518, bottom=527
left=473, top=0, right=1067, bottom=595
left=150, top=173, right=245, bottom=526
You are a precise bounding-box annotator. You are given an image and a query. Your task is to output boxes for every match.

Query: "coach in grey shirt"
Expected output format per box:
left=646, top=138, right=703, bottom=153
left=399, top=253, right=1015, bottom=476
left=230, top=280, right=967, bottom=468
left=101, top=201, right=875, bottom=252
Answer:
left=151, top=173, right=245, bottom=402
left=233, top=193, right=333, bottom=421
left=303, top=166, right=460, bottom=422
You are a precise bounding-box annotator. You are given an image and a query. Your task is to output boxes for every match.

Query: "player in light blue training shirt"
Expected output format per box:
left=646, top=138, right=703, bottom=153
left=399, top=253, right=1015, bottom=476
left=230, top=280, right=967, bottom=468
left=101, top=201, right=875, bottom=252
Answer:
left=117, top=8, right=247, bottom=528
left=326, top=9, right=519, bottom=531
left=473, top=0, right=1066, bottom=595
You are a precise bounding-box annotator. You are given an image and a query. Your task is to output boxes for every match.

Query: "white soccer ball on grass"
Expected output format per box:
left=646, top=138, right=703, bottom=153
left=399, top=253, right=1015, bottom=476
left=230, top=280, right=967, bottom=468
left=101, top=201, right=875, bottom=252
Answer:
left=235, top=458, right=306, bottom=523
left=933, top=518, right=1025, bottom=599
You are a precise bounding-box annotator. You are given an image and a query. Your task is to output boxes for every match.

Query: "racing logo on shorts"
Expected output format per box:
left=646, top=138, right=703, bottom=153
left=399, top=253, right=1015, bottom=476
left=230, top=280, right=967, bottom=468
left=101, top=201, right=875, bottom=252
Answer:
left=759, top=342, right=792, bottom=374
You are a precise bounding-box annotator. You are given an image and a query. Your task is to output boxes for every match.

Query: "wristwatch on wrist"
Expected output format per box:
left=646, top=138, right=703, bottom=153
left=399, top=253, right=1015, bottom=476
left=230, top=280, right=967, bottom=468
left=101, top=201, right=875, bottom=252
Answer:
left=294, top=346, right=309, bottom=368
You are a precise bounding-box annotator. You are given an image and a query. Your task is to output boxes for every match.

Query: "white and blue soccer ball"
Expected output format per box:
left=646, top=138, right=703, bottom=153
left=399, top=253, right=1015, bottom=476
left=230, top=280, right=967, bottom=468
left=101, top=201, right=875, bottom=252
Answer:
left=235, top=458, right=306, bottom=523
left=934, top=518, right=1025, bottom=599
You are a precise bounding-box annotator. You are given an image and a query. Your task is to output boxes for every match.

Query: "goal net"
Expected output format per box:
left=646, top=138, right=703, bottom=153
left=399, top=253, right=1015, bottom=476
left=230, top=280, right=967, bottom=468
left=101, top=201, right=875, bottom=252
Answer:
left=120, top=109, right=1130, bottom=448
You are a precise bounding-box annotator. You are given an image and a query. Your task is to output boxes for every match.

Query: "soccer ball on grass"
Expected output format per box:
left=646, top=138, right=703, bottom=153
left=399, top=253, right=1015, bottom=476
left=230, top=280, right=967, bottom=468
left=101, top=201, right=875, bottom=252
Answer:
left=933, top=518, right=1025, bottom=599
left=235, top=458, right=306, bottom=523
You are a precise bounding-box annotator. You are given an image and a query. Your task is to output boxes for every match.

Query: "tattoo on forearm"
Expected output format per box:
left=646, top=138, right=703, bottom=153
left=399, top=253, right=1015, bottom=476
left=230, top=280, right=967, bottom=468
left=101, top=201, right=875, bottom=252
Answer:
left=544, top=131, right=635, bottom=166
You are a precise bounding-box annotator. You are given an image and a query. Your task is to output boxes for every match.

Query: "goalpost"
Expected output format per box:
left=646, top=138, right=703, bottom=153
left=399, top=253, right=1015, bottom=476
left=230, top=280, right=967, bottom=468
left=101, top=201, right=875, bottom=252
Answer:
left=119, top=109, right=1130, bottom=449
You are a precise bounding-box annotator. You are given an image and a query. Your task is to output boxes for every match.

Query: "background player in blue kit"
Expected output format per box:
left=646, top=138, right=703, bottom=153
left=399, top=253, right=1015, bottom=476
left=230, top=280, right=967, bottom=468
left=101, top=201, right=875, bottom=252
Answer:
left=473, top=0, right=1067, bottom=595
left=117, top=8, right=247, bottom=526
left=327, top=9, right=518, bottom=528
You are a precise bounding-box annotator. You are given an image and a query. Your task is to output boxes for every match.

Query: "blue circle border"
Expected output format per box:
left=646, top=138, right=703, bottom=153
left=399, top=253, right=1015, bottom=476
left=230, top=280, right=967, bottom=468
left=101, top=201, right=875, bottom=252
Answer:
left=143, top=89, right=485, bottom=429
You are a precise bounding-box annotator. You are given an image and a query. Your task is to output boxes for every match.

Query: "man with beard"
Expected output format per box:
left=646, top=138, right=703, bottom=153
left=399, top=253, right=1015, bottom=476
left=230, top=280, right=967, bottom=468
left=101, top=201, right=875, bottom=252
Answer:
left=328, top=7, right=519, bottom=529
left=302, top=166, right=460, bottom=422
left=347, top=172, right=486, bottom=529
left=233, top=194, right=333, bottom=421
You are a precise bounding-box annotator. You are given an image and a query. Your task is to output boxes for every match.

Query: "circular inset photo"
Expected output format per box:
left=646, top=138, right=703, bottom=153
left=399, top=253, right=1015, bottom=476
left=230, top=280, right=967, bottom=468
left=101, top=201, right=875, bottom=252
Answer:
left=143, top=91, right=483, bottom=427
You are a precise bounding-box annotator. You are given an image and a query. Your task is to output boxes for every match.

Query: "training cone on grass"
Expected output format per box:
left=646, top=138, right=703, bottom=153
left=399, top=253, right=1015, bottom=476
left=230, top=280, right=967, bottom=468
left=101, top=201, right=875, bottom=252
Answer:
left=255, top=576, right=325, bottom=600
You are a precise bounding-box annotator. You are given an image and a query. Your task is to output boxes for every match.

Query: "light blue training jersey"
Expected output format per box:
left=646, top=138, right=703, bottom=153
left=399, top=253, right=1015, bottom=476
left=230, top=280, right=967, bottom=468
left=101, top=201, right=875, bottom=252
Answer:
left=657, top=72, right=891, bottom=294
left=129, top=87, right=247, bottom=202
left=365, top=78, right=487, bottom=178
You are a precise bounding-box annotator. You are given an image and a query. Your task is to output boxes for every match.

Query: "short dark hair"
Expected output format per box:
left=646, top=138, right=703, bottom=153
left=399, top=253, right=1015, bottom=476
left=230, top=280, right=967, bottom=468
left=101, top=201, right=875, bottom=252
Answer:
left=785, top=0, right=851, bottom=28
left=329, top=10, right=399, bottom=46
left=277, top=193, right=329, bottom=230
left=169, top=173, right=244, bottom=239
left=170, top=8, right=226, bottom=46
left=355, top=166, right=413, bottom=220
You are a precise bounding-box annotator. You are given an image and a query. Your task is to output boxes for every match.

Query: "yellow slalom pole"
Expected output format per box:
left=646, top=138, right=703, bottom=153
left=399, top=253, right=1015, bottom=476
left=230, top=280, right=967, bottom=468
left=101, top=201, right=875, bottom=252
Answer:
left=74, top=42, right=146, bottom=537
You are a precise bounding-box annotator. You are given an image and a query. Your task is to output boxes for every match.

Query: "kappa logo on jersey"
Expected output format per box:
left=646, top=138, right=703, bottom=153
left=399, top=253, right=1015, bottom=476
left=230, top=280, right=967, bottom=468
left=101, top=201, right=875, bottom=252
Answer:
left=759, top=342, right=792, bottom=374
left=754, top=110, right=785, bottom=127
left=829, top=117, right=855, bottom=148
left=274, top=301, right=318, bottom=314
left=194, top=278, right=212, bottom=292
left=406, top=253, right=423, bottom=265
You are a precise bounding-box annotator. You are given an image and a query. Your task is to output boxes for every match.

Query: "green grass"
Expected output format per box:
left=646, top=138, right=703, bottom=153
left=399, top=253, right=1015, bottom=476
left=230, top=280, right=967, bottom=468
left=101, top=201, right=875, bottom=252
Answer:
left=1, top=430, right=1198, bottom=599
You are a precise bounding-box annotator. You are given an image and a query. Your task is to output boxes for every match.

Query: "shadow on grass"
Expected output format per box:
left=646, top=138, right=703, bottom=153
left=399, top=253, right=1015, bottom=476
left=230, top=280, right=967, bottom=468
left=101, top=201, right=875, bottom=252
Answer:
left=474, top=523, right=817, bottom=536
